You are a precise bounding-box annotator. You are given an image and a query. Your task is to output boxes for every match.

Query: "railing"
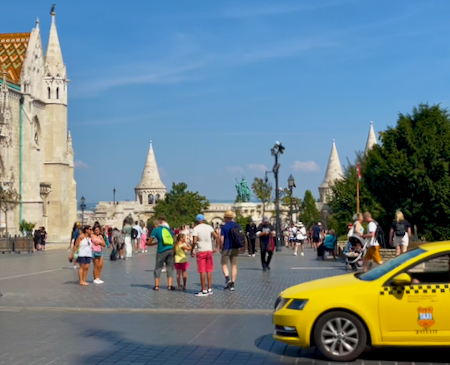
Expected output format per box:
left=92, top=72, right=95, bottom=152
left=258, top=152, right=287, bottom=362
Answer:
left=0, top=237, right=33, bottom=254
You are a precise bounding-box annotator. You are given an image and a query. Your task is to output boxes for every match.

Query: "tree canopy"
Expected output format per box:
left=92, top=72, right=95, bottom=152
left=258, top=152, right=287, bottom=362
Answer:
left=152, top=182, right=209, bottom=228
left=365, top=104, right=450, bottom=241
left=300, top=190, right=320, bottom=227
left=251, top=177, right=272, bottom=216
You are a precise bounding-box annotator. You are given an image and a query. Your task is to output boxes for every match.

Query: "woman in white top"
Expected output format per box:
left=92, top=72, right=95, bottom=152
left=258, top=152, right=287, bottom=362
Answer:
left=69, top=225, right=93, bottom=286
left=294, top=223, right=307, bottom=257
left=353, top=213, right=365, bottom=236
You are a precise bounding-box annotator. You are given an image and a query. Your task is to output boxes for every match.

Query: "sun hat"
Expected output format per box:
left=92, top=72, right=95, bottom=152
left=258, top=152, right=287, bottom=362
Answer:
left=224, top=210, right=234, bottom=218
left=262, top=216, right=269, bottom=223
left=196, top=214, right=205, bottom=222
left=297, top=222, right=304, bottom=227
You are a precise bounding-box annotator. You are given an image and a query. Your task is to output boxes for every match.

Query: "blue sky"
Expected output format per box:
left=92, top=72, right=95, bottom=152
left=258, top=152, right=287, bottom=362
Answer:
left=5, top=1, right=450, bottom=203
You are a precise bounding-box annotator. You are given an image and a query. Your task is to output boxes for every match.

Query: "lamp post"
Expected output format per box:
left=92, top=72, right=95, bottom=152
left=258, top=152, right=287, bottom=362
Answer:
left=288, top=174, right=296, bottom=225
left=113, top=188, right=116, bottom=205
left=271, top=141, right=285, bottom=252
left=80, top=196, right=86, bottom=226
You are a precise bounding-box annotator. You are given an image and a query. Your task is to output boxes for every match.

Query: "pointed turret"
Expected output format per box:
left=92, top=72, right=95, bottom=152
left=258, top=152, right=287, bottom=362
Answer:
left=318, top=139, right=343, bottom=204
left=364, top=121, right=378, bottom=155
left=135, top=141, right=167, bottom=205
left=45, top=10, right=64, bottom=75
left=67, top=129, right=74, bottom=155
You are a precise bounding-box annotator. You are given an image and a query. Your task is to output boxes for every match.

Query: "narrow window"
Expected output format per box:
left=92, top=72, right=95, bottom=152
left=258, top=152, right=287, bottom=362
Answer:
left=148, top=194, right=154, bottom=204
left=47, top=87, right=51, bottom=99
left=155, top=194, right=160, bottom=203
left=56, top=87, right=59, bottom=99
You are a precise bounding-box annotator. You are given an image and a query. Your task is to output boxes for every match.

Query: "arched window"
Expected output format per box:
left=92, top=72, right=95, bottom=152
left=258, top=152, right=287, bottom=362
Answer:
left=138, top=194, right=142, bottom=204
left=56, top=87, right=59, bottom=99
left=148, top=194, right=154, bottom=204
left=47, top=87, right=51, bottom=99
left=155, top=194, right=160, bottom=203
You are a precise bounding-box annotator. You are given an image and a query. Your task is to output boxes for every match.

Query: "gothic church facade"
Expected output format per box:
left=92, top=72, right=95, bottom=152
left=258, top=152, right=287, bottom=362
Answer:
left=0, top=11, right=76, bottom=241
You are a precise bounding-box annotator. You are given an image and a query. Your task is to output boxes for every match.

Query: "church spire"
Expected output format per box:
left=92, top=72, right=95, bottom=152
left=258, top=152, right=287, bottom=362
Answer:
left=364, top=121, right=378, bottom=156
left=136, top=141, right=166, bottom=190
left=45, top=9, right=65, bottom=77
left=67, top=129, right=74, bottom=154
left=318, top=139, right=343, bottom=203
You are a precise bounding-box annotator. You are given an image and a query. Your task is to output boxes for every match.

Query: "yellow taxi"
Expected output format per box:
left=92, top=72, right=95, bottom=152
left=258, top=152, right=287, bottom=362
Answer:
left=273, top=242, right=450, bottom=361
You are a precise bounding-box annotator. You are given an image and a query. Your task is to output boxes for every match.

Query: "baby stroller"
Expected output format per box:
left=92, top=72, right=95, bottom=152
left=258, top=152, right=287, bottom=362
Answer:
left=344, top=234, right=367, bottom=271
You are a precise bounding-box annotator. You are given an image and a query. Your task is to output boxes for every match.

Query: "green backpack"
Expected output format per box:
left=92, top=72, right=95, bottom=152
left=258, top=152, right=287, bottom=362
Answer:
left=162, top=227, right=174, bottom=246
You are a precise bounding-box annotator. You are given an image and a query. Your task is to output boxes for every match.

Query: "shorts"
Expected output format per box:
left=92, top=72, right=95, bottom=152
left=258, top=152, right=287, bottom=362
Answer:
left=116, top=243, right=124, bottom=250
left=221, top=249, right=239, bottom=266
left=365, top=246, right=382, bottom=264
left=175, top=262, right=190, bottom=271
left=394, top=234, right=409, bottom=247
left=313, top=236, right=320, bottom=243
left=77, top=257, right=91, bottom=265
left=197, top=251, right=214, bottom=273
left=92, top=251, right=103, bottom=258
left=289, top=238, right=296, bottom=242
left=296, top=239, right=305, bottom=245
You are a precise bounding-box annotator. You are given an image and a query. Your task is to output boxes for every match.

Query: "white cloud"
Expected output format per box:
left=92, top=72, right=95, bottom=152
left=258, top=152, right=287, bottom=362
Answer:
left=290, top=161, right=320, bottom=172
left=248, top=164, right=268, bottom=173
left=226, top=166, right=245, bottom=175
left=74, top=160, right=90, bottom=169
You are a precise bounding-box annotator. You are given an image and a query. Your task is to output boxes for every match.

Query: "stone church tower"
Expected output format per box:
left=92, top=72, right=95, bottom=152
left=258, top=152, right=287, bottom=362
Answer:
left=135, top=141, right=166, bottom=206
left=318, top=139, right=343, bottom=204
left=0, top=10, right=76, bottom=240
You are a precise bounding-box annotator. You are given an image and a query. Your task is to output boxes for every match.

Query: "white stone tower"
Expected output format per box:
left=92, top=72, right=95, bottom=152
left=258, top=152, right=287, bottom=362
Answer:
left=42, top=9, right=76, bottom=240
left=318, top=139, right=343, bottom=204
left=135, top=141, right=166, bottom=205
left=364, top=121, right=378, bottom=155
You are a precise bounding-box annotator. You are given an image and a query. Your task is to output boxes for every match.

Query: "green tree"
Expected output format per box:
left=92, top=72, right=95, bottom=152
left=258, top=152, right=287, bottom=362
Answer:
left=152, top=182, right=209, bottom=228
left=280, top=188, right=301, bottom=222
left=365, top=104, right=450, bottom=241
left=300, top=190, right=320, bottom=227
left=329, top=156, right=384, bottom=236
left=0, top=188, right=21, bottom=236
left=251, top=177, right=272, bottom=216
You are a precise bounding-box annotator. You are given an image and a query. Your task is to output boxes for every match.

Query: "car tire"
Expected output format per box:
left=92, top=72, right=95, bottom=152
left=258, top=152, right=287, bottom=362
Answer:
left=314, top=311, right=367, bottom=362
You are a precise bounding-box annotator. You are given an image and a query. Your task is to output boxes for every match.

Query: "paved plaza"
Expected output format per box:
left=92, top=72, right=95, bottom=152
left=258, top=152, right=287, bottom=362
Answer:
left=0, top=246, right=447, bottom=365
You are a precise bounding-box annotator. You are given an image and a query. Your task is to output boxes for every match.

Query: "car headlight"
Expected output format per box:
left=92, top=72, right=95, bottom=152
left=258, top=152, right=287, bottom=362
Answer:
left=274, top=297, right=290, bottom=312
left=287, top=299, right=308, bottom=310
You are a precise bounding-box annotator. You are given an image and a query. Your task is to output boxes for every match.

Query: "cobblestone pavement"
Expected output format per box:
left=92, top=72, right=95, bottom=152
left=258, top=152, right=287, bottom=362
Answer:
left=0, top=246, right=446, bottom=364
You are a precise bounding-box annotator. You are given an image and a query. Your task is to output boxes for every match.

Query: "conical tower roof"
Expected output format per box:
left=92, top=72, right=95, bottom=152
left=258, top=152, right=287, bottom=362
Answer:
left=364, top=121, right=378, bottom=155
left=45, top=10, right=66, bottom=77
left=136, top=141, right=166, bottom=190
left=319, top=139, right=343, bottom=189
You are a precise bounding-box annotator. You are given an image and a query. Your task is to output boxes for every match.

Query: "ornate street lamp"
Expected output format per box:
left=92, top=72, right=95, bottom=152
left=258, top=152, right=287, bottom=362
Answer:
left=80, top=196, right=86, bottom=226
left=113, top=188, right=116, bottom=205
left=271, top=141, right=285, bottom=252
left=288, top=174, right=296, bottom=225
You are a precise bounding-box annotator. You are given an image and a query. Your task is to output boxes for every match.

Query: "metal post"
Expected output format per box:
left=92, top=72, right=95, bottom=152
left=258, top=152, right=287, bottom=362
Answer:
left=274, top=154, right=282, bottom=252
left=80, top=196, right=86, bottom=227
left=113, top=188, right=116, bottom=205
left=289, top=186, right=293, bottom=224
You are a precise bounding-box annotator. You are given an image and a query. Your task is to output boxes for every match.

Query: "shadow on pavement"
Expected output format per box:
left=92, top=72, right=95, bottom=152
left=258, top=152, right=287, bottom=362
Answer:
left=255, top=333, right=448, bottom=363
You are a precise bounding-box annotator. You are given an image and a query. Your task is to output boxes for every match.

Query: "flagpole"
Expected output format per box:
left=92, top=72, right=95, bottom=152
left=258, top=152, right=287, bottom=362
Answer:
left=356, top=163, right=360, bottom=214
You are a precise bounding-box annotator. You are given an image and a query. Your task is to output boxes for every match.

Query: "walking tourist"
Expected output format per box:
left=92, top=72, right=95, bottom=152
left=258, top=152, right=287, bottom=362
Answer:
left=362, top=211, right=383, bottom=272
left=288, top=222, right=297, bottom=249
left=132, top=221, right=142, bottom=254
left=174, top=233, right=191, bottom=290
left=69, top=226, right=93, bottom=286
left=68, top=222, right=80, bottom=250
left=112, top=228, right=125, bottom=259
left=256, top=217, right=275, bottom=271
left=150, top=220, right=175, bottom=291
left=123, top=220, right=132, bottom=259
left=390, top=210, right=411, bottom=256
left=246, top=219, right=257, bottom=257
left=91, top=226, right=106, bottom=284
left=220, top=210, right=240, bottom=291
left=191, top=214, right=219, bottom=296
left=312, top=222, right=321, bottom=250
left=294, top=222, right=307, bottom=256
left=140, top=221, right=148, bottom=253
left=353, top=213, right=364, bottom=235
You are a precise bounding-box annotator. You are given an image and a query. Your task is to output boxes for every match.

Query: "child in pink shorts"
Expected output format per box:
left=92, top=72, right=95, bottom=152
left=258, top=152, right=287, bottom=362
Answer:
left=174, top=233, right=192, bottom=290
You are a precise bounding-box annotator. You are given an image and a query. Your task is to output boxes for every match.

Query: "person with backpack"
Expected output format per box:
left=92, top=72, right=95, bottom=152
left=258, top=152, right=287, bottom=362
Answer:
left=150, top=219, right=175, bottom=291
left=132, top=221, right=142, bottom=254
left=220, top=210, right=243, bottom=291
left=362, top=211, right=383, bottom=272
left=390, top=210, right=411, bottom=256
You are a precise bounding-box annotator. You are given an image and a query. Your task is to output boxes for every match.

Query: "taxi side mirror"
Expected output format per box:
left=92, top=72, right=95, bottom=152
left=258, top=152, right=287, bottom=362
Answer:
left=392, top=273, right=412, bottom=286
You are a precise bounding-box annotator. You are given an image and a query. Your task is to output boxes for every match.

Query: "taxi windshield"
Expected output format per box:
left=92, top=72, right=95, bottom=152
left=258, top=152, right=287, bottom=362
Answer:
left=358, top=248, right=426, bottom=281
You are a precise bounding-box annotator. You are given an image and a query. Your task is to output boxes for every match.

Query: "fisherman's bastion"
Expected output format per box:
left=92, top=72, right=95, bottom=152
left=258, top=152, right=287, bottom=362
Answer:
left=86, top=124, right=378, bottom=228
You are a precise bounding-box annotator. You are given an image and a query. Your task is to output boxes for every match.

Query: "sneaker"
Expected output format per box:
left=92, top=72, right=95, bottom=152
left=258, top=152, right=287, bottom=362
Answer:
left=252, top=254, right=256, bottom=257
left=301, top=252, right=304, bottom=256
left=224, top=280, right=232, bottom=290
left=195, top=291, right=208, bottom=297
left=207, top=289, right=213, bottom=295
left=73, top=266, right=78, bottom=270
left=229, top=282, right=235, bottom=291
left=293, top=252, right=297, bottom=256
left=248, top=254, right=252, bottom=257
left=93, top=279, right=104, bottom=285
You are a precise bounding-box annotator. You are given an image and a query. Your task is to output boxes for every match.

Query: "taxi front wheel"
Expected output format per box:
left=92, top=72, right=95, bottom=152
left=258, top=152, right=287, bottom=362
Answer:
left=314, top=311, right=367, bottom=362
